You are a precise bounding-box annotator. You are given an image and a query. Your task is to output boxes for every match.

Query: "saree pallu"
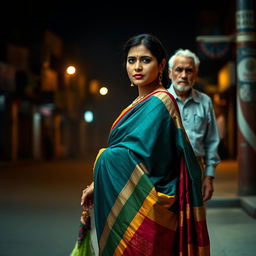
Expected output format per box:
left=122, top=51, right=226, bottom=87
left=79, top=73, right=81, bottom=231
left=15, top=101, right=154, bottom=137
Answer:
left=93, top=91, right=210, bottom=256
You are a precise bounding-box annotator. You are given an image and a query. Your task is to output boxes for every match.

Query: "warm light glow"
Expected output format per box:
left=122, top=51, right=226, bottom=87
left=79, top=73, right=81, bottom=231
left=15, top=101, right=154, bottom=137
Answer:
left=219, top=68, right=229, bottom=88
left=89, top=80, right=100, bottom=94
left=99, top=87, right=108, bottom=95
left=84, top=110, right=94, bottom=123
left=218, top=62, right=235, bottom=92
left=66, top=66, right=76, bottom=75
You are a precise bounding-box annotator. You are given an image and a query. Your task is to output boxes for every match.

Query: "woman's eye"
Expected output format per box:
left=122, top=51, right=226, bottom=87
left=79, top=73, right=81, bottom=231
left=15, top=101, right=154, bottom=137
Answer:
left=142, top=57, right=151, bottom=63
left=127, top=58, right=135, bottom=64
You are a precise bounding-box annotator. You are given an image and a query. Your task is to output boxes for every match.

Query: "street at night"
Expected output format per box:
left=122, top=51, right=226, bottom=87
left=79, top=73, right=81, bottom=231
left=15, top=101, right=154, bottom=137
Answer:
left=0, top=159, right=93, bottom=256
left=1, top=159, right=256, bottom=256
left=1, top=0, right=256, bottom=255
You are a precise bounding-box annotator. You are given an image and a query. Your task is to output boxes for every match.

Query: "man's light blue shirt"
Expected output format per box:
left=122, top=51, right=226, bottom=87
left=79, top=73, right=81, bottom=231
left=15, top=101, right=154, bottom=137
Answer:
left=168, top=84, right=220, bottom=177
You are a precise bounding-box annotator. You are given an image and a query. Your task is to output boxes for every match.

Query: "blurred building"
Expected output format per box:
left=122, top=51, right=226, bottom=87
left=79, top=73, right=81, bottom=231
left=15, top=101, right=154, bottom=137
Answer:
left=194, top=0, right=237, bottom=160
left=0, top=28, right=92, bottom=161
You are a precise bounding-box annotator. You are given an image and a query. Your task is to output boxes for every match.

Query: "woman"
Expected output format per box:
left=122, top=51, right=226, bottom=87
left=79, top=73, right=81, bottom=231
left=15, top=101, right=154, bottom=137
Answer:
left=71, top=34, right=210, bottom=256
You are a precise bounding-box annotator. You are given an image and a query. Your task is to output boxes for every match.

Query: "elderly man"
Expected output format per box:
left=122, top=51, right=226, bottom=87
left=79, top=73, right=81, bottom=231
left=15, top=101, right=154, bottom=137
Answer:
left=168, top=49, right=220, bottom=202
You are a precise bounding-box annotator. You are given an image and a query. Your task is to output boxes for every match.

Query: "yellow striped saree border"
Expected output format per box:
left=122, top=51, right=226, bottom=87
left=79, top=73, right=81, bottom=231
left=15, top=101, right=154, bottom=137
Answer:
left=93, top=148, right=106, bottom=170
left=99, top=162, right=148, bottom=253
left=153, top=91, right=190, bottom=142
left=113, top=187, right=158, bottom=256
left=179, top=204, right=207, bottom=227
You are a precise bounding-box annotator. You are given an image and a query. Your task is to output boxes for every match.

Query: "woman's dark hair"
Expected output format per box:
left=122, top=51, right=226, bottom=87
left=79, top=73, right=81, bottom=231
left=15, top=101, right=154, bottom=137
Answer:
left=123, top=33, right=170, bottom=88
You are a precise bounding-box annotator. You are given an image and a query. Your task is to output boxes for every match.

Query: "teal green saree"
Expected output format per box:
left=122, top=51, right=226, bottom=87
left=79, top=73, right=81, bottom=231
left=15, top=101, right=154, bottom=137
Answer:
left=73, top=90, right=210, bottom=256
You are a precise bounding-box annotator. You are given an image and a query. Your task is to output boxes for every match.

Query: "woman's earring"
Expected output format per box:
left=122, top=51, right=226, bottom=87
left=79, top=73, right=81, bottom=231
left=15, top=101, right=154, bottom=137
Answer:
left=159, top=72, right=163, bottom=86
left=130, top=83, right=135, bottom=87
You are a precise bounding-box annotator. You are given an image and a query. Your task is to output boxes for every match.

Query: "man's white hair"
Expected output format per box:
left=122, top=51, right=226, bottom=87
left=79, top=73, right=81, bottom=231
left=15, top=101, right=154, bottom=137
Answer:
left=168, top=49, right=200, bottom=71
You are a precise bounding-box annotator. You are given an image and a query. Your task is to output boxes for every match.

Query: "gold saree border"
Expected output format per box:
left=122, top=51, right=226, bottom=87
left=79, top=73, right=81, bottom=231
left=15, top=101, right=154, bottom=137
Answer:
left=179, top=204, right=207, bottom=227
left=153, top=92, right=190, bottom=143
left=113, top=187, right=158, bottom=256
left=99, top=162, right=148, bottom=253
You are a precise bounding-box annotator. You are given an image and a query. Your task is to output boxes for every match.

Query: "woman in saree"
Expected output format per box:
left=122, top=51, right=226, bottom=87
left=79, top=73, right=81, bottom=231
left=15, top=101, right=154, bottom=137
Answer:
left=73, top=34, right=210, bottom=256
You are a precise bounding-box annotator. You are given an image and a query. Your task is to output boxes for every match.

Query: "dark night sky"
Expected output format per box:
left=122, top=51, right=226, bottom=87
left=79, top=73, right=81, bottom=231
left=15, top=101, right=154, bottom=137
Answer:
left=1, top=0, right=235, bottom=137
left=2, top=1, right=235, bottom=82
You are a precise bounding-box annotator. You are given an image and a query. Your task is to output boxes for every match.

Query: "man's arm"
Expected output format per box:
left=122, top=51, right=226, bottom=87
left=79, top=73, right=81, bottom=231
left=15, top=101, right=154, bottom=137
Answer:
left=202, top=99, right=221, bottom=201
left=202, top=176, right=214, bottom=202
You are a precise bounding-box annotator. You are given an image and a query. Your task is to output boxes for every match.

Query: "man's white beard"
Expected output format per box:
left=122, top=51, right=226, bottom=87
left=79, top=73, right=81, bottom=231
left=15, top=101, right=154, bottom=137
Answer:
left=173, top=83, right=191, bottom=92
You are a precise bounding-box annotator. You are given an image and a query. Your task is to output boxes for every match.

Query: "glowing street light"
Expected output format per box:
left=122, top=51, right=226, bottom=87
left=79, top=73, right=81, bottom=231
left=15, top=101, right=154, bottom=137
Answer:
left=83, top=110, right=94, bottom=123
left=99, top=86, right=108, bottom=95
left=66, top=65, right=76, bottom=75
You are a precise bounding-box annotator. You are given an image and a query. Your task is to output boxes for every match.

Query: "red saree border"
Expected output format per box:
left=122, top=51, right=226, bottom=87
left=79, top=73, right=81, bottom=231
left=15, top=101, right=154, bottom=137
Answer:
left=178, top=154, right=210, bottom=255
left=122, top=216, right=177, bottom=256
left=113, top=189, right=178, bottom=256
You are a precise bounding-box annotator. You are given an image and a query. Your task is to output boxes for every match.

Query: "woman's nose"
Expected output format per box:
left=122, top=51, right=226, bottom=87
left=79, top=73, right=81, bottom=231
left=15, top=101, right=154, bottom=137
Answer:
left=135, top=61, right=142, bottom=70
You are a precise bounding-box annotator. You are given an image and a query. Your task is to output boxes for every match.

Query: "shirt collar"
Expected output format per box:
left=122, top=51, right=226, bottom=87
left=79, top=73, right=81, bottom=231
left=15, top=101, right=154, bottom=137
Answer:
left=169, top=83, right=200, bottom=103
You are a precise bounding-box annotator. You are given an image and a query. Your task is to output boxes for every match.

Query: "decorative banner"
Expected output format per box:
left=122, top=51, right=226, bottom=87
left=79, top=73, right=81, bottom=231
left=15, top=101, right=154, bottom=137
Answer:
left=196, top=35, right=234, bottom=60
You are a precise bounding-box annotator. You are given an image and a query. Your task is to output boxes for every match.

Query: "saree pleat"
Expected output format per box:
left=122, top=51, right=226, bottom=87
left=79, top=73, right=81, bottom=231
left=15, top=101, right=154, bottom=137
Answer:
left=178, top=155, right=210, bottom=256
left=93, top=90, right=210, bottom=256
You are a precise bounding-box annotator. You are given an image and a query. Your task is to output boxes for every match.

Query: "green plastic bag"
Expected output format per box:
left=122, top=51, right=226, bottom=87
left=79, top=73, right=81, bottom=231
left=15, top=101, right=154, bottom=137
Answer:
left=70, top=230, right=94, bottom=256
left=70, top=212, right=96, bottom=256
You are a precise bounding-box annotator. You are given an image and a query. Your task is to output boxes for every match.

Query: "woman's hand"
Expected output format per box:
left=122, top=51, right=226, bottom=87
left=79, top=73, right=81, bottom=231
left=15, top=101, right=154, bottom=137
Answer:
left=80, top=182, right=94, bottom=224
left=81, top=182, right=94, bottom=210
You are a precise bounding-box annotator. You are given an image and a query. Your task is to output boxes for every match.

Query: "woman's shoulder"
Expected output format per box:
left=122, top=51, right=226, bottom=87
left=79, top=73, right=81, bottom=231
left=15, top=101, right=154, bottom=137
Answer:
left=150, top=90, right=183, bottom=127
left=151, top=90, right=179, bottom=110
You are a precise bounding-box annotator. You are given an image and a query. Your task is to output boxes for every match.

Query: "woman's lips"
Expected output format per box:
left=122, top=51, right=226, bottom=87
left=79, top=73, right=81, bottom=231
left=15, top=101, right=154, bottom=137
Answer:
left=133, top=74, right=144, bottom=79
